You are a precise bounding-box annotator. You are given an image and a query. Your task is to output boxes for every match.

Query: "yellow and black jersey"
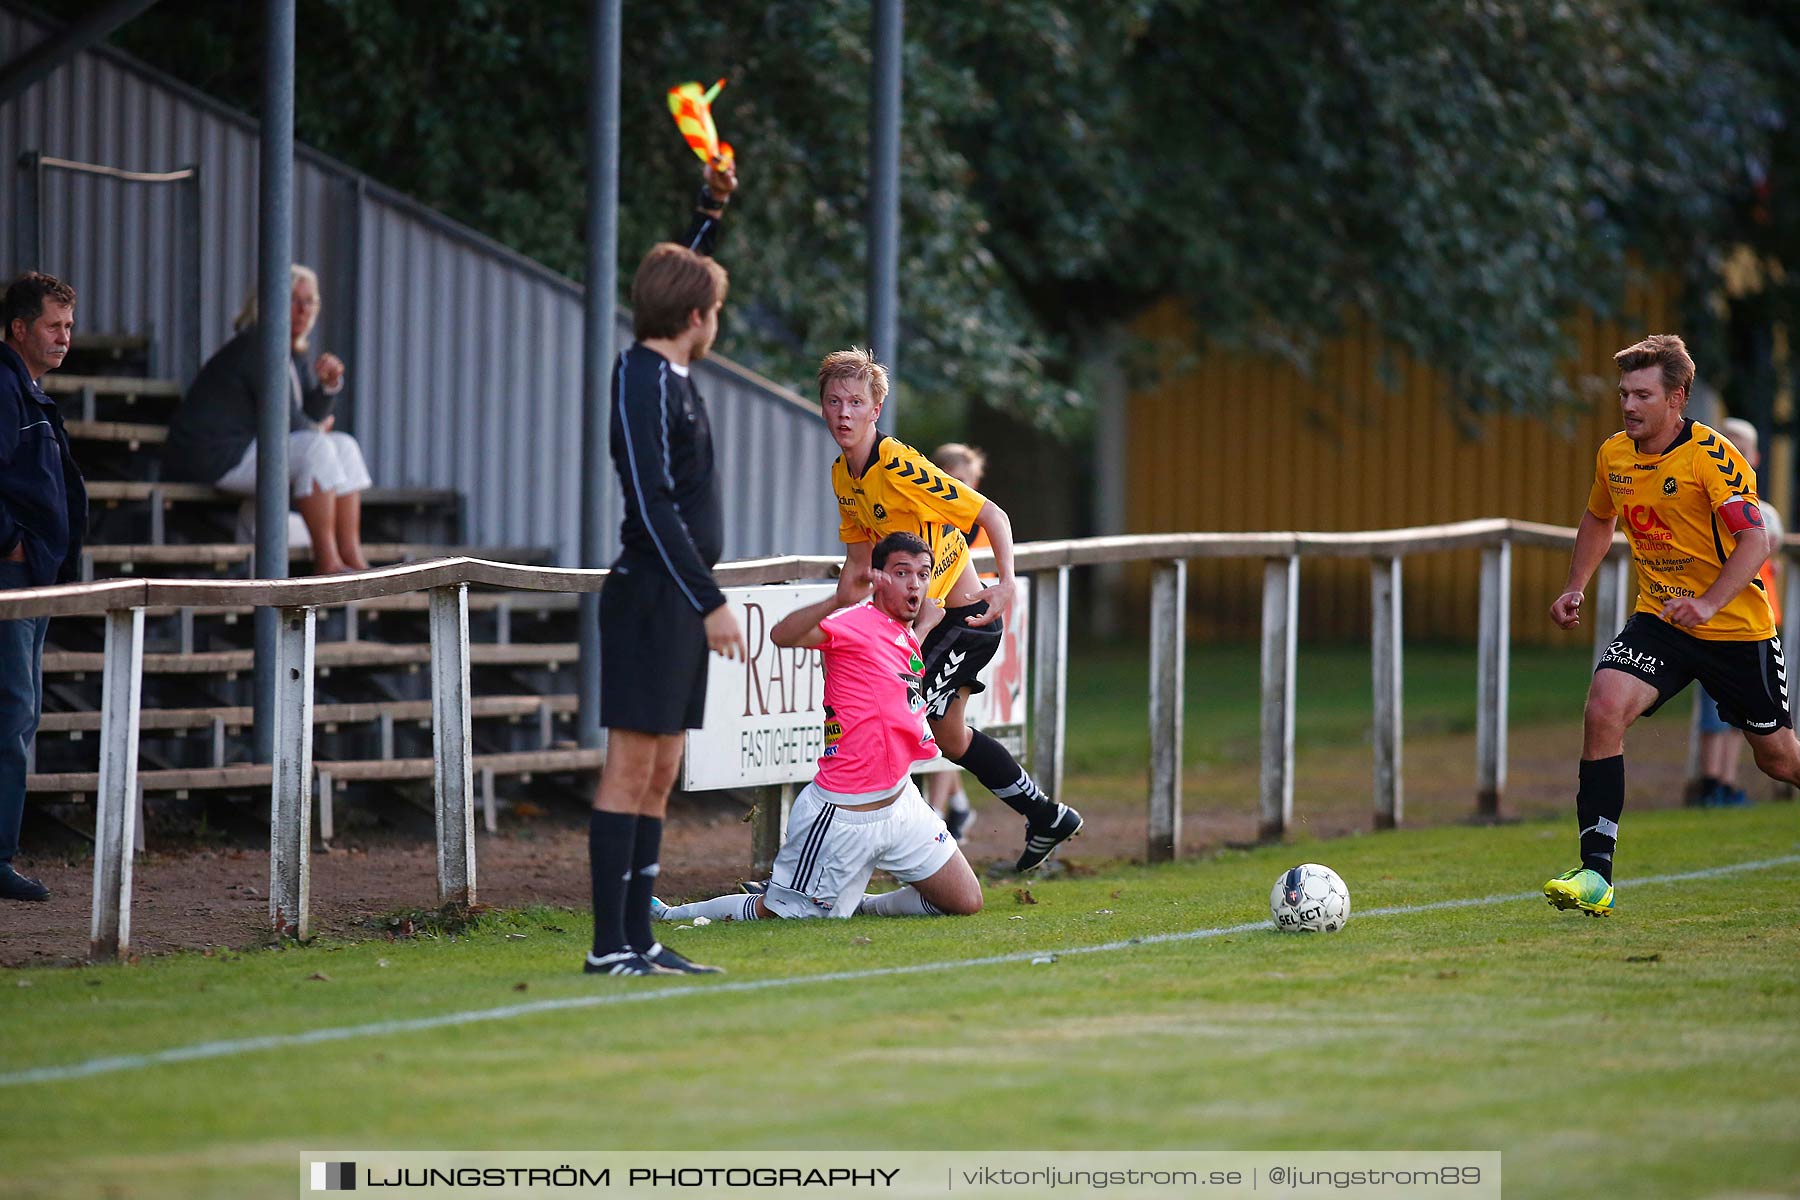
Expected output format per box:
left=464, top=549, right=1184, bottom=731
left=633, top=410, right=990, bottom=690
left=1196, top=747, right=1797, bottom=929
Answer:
left=832, top=435, right=989, bottom=603
left=1587, top=419, right=1774, bottom=641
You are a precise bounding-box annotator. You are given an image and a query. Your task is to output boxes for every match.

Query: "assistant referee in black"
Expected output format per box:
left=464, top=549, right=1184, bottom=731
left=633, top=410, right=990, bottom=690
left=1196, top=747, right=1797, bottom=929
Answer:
left=586, top=162, right=746, bottom=977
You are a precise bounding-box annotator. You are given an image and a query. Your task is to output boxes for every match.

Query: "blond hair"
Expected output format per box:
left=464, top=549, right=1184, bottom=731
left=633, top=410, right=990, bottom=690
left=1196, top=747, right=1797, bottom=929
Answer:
left=1720, top=417, right=1759, bottom=463
left=931, top=442, right=986, bottom=480
left=234, top=263, right=321, bottom=351
left=817, top=346, right=890, bottom=407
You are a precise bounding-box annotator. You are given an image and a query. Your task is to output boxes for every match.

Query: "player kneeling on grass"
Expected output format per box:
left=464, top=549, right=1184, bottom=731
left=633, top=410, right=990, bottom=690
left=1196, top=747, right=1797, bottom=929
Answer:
left=655, top=533, right=984, bottom=923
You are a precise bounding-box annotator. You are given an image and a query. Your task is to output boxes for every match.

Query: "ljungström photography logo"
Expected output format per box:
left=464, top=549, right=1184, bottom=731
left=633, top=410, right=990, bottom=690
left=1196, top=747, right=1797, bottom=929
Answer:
left=310, top=1161, right=356, bottom=1191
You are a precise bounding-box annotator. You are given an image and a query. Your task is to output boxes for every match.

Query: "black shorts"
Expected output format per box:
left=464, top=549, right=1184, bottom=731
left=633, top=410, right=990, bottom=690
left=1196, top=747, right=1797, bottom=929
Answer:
left=598, top=560, right=710, bottom=733
left=1597, top=613, right=1791, bottom=733
left=919, top=601, right=1003, bottom=721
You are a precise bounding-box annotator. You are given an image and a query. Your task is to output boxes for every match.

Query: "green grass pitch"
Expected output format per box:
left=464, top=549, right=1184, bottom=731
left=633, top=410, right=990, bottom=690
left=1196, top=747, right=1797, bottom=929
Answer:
left=6, top=805, right=1799, bottom=1199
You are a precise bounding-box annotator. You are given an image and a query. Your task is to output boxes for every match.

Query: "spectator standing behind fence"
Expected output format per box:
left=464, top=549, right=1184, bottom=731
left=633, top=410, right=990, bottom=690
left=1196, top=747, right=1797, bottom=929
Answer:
left=1689, top=416, right=1786, bottom=808
left=924, top=443, right=990, bottom=842
left=0, top=272, right=86, bottom=903
left=163, top=264, right=372, bottom=574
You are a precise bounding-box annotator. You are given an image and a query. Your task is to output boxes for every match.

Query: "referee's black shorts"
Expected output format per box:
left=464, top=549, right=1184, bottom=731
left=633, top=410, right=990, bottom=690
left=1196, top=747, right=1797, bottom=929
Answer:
left=1597, top=612, right=1792, bottom=733
left=599, top=560, right=710, bottom=734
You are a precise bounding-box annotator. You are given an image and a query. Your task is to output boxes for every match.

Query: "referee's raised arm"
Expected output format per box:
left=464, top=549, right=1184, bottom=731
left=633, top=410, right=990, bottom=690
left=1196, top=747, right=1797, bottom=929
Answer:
left=679, top=157, right=737, bottom=259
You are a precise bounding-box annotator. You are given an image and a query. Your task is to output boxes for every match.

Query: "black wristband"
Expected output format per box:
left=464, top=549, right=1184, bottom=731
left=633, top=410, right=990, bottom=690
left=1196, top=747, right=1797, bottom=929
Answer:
left=695, top=184, right=729, bottom=213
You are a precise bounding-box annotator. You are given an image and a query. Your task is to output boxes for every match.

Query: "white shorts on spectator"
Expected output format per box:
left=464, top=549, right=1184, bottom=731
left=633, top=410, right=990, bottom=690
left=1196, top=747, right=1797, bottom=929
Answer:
left=214, top=429, right=371, bottom=499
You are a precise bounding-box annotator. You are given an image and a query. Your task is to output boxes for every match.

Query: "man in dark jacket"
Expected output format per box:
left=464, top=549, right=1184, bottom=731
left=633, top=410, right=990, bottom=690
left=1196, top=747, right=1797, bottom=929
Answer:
left=0, top=272, right=86, bottom=902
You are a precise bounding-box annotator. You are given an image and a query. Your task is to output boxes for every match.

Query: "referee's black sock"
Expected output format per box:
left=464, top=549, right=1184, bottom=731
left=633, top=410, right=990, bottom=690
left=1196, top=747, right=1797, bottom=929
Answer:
left=588, top=810, right=638, bottom=957
left=1575, top=755, right=1625, bottom=883
left=625, top=815, right=664, bottom=953
left=951, top=731, right=1058, bottom=825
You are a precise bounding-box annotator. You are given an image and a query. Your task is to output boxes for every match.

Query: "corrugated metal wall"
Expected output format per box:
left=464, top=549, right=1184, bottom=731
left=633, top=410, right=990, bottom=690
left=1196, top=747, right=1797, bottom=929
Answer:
left=0, top=6, right=841, bottom=566
left=1126, top=277, right=1679, bottom=644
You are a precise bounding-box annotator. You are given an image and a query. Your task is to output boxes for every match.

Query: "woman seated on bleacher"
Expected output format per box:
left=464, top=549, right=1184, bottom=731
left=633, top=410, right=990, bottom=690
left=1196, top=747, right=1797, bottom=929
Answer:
left=163, top=264, right=372, bottom=573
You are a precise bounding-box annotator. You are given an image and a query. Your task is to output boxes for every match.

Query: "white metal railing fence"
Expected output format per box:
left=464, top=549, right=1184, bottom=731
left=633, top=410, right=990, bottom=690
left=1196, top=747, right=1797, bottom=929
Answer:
left=9, top=519, right=1786, bottom=961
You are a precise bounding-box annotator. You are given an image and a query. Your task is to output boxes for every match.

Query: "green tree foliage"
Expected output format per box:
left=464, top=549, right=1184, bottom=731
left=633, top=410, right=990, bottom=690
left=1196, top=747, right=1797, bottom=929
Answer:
left=70, top=0, right=1800, bottom=424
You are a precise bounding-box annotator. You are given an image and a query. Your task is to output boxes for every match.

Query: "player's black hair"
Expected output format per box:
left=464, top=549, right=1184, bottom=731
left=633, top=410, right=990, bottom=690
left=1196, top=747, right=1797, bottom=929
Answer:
left=871, top=531, right=931, bottom=571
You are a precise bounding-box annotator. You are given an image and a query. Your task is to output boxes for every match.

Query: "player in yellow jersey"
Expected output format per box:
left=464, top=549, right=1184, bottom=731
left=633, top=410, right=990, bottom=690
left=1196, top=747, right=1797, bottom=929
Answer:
left=1546, top=334, right=1800, bottom=916
left=817, top=348, right=1082, bottom=871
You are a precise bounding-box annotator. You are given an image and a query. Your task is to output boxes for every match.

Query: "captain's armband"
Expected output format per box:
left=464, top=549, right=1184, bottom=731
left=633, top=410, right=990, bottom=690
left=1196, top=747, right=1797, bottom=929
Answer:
left=1719, top=496, right=1765, bottom=536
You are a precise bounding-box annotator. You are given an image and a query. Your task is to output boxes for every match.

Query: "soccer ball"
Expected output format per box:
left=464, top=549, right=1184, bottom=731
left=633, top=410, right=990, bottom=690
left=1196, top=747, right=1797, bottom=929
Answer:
left=1270, top=863, right=1350, bottom=933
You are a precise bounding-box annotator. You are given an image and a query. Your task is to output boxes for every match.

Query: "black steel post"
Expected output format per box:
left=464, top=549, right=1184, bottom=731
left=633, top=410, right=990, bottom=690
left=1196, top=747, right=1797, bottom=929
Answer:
left=253, top=0, right=296, bottom=762
left=577, top=0, right=622, bottom=749
left=868, top=0, right=902, bottom=431
left=13, top=151, right=41, bottom=272
left=175, top=165, right=202, bottom=386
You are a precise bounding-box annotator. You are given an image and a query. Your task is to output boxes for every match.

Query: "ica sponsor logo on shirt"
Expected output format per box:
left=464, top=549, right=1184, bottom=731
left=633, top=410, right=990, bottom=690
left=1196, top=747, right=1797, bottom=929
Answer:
left=1622, top=503, right=1675, bottom=543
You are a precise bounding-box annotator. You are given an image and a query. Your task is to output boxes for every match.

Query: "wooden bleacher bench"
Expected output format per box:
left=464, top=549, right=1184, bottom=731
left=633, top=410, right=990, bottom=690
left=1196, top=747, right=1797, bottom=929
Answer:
left=37, top=695, right=579, bottom=768
left=42, top=641, right=580, bottom=677
left=42, top=374, right=181, bottom=423
left=136, top=591, right=577, bottom=616
left=63, top=419, right=166, bottom=448
left=32, top=347, right=600, bottom=827
left=27, top=747, right=606, bottom=837
left=36, top=693, right=579, bottom=735
left=86, top=481, right=459, bottom=508
left=47, top=590, right=578, bottom=655
left=84, top=484, right=462, bottom=548
left=42, top=373, right=182, bottom=399
left=80, top=542, right=554, bottom=577
left=67, top=334, right=150, bottom=356
left=27, top=747, right=605, bottom=796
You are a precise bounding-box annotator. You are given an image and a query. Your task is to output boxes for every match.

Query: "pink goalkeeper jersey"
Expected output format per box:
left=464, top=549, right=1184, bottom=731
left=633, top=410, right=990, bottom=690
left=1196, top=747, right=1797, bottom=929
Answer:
left=813, top=601, right=939, bottom=803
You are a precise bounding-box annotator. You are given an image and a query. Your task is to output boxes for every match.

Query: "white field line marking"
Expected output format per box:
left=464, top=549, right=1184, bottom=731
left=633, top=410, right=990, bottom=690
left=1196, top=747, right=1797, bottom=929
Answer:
left=7, top=853, right=1797, bottom=1089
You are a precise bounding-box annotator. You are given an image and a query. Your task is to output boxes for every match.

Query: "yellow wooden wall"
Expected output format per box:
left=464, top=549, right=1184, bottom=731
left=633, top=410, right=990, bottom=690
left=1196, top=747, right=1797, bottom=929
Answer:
left=1125, top=279, right=1678, bottom=643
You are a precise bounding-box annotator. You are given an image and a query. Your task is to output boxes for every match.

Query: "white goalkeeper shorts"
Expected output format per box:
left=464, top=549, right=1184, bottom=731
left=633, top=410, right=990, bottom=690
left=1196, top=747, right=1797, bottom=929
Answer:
left=763, top=779, right=958, bottom=919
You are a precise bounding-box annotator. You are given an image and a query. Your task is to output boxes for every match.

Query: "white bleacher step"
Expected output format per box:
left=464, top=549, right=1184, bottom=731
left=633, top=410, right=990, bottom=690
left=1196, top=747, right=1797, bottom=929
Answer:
left=25, top=747, right=604, bottom=798
left=43, top=641, right=580, bottom=677
left=36, top=694, right=578, bottom=735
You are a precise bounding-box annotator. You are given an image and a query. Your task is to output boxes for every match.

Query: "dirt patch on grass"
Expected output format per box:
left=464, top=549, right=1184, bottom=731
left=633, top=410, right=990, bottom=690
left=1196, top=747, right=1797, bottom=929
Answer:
left=0, top=719, right=1753, bottom=967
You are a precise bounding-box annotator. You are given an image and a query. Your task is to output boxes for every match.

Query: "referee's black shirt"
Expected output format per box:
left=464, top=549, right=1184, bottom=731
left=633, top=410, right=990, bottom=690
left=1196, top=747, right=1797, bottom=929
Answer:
left=609, top=343, right=726, bottom=616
